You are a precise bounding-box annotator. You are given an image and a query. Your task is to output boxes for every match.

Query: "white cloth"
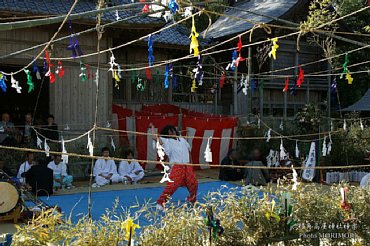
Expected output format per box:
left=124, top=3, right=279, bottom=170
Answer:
left=360, top=173, right=370, bottom=188
left=118, top=160, right=144, bottom=182
left=159, top=137, right=191, bottom=164
left=17, top=161, right=32, bottom=182
left=47, top=161, right=68, bottom=176
left=93, top=159, right=121, bottom=186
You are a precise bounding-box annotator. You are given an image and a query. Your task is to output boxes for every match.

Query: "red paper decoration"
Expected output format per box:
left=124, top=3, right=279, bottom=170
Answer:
left=146, top=67, right=152, bottom=80
left=219, top=72, right=226, bottom=88
left=283, top=77, right=289, bottom=92
left=296, top=66, right=304, bottom=87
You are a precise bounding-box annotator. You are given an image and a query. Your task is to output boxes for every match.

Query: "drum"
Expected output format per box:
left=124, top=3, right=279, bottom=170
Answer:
left=0, top=181, right=20, bottom=214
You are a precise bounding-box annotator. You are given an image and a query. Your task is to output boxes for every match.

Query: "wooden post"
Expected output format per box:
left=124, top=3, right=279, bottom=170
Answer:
left=306, top=79, right=310, bottom=104
left=168, top=73, right=173, bottom=103
left=247, top=47, right=252, bottom=116
left=233, top=67, right=238, bottom=115
left=327, top=62, right=332, bottom=125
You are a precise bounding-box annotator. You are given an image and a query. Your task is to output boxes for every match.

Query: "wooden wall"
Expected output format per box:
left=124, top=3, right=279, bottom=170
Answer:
left=0, top=26, right=111, bottom=130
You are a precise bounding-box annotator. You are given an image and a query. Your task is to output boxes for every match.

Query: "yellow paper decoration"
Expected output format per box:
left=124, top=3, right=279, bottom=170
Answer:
left=268, top=38, right=279, bottom=60
left=114, top=70, right=120, bottom=89
left=345, top=71, right=353, bottom=84
left=189, top=16, right=199, bottom=57
left=121, top=218, right=140, bottom=241
left=191, top=79, right=197, bottom=92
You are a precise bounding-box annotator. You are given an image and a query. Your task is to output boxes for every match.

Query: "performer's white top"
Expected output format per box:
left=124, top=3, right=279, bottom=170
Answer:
left=118, top=160, right=144, bottom=177
left=17, top=161, right=32, bottom=179
left=160, top=137, right=191, bottom=164
left=93, top=159, right=118, bottom=177
left=47, top=161, right=68, bottom=176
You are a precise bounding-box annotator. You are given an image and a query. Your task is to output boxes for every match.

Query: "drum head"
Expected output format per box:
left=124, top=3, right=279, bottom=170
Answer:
left=0, top=182, right=19, bottom=214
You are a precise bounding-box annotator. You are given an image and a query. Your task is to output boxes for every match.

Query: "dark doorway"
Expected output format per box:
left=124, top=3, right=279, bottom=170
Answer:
left=0, top=65, right=49, bottom=126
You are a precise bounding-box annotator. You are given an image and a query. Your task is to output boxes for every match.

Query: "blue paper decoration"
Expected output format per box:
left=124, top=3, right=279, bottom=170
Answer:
left=164, top=64, right=170, bottom=89
left=168, top=0, right=179, bottom=14
left=148, top=34, right=155, bottom=67
left=0, top=72, right=7, bottom=92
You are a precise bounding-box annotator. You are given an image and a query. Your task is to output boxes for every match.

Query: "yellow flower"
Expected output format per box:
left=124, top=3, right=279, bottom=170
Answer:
left=346, top=72, right=353, bottom=84
left=121, top=218, right=140, bottom=241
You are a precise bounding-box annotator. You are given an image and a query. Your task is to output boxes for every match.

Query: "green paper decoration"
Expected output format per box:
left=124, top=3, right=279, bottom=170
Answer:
left=79, top=61, right=87, bottom=82
left=24, top=69, right=34, bottom=93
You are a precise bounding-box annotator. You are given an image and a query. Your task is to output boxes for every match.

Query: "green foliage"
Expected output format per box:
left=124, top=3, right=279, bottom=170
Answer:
left=11, top=183, right=370, bottom=245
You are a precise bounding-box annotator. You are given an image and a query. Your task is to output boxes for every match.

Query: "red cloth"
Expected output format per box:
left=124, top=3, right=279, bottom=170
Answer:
left=157, top=165, right=198, bottom=205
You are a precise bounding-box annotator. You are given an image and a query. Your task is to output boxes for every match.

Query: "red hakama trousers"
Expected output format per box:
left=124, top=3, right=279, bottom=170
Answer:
left=157, top=164, right=198, bottom=205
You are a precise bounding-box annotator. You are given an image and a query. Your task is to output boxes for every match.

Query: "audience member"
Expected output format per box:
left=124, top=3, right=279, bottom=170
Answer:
left=43, top=115, right=59, bottom=141
left=245, top=149, right=270, bottom=186
left=92, top=147, right=121, bottom=187
left=118, top=149, right=144, bottom=184
left=219, top=149, right=243, bottom=181
left=47, top=154, right=73, bottom=190
left=17, top=152, right=35, bottom=183
left=0, top=112, right=18, bottom=145
left=23, top=160, right=53, bottom=196
left=21, top=113, right=35, bottom=145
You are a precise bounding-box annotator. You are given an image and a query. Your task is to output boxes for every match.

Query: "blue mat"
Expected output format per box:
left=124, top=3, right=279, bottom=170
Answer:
left=39, top=181, right=238, bottom=225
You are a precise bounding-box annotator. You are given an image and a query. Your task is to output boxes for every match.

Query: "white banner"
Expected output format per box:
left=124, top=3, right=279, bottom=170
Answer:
left=302, top=142, right=316, bottom=181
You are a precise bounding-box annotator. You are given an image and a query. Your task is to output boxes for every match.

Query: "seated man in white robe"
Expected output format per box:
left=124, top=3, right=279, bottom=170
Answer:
left=93, top=147, right=121, bottom=187
left=118, top=149, right=144, bottom=184
left=17, top=152, right=35, bottom=184
left=47, top=154, right=73, bottom=190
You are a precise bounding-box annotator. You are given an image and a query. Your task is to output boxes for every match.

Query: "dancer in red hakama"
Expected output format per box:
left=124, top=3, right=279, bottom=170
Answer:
left=151, top=125, right=198, bottom=210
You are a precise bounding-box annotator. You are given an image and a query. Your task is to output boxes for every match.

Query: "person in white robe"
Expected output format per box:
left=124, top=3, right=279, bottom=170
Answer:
left=360, top=173, right=370, bottom=188
left=17, top=152, right=35, bottom=183
left=47, top=154, right=73, bottom=189
left=118, top=150, right=144, bottom=184
left=93, top=147, right=121, bottom=187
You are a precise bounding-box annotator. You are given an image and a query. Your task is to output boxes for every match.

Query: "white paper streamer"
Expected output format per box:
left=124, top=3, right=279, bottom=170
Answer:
left=360, top=119, right=364, bottom=131
left=37, top=135, right=43, bottom=149
left=111, top=136, right=116, bottom=152
left=327, top=133, right=332, bottom=155
left=266, top=149, right=275, bottom=167
left=106, top=121, right=111, bottom=128
left=44, top=139, right=50, bottom=157
left=331, top=120, right=334, bottom=132
left=280, top=138, right=288, bottom=160
left=295, top=141, right=300, bottom=158
left=183, top=6, right=193, bottom=18
left=279, top=120, right=284, bottom=131
left=204, top=137, right=212, bottom=163
left=61, top=137, right=68, bottom=164
left=64, top=125, right=70, bottom=131
left=156, top=139, right=173, bottom=183
left=163, top=11, right=173, bottom=22
left=265, top=129, right=271, bottom=142
left=257, top=117, right=261, bottom=129
left=115, top=10, right=120, bottom=21
left=108, top=51, right=119, bottom=76
left=343, top=119, right=347, bottom=131
left=292, top=167, right=299, bottom=190
left=95, top=69, right=99, bottom=87
left=11, top=74, right=22, bottom=93
left=87, top=133, right=93, bottom=157
left=322, top=136, right=327, bottom=157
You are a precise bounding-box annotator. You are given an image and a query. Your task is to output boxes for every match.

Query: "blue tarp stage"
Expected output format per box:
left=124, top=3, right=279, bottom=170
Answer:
left=39, top=181, right=239, bottom=226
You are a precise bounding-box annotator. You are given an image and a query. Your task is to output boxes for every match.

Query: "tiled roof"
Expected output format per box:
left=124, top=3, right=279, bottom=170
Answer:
left=204, top=0, right=300, bottom=39
left=0, top=0, right=163, bottom=24
left=150, top=22, right=209, bottom=47
left=342, top=89, right=370, bottom=112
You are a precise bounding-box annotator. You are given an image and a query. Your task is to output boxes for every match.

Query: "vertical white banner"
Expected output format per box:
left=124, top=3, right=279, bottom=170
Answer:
left=219, top=128, right=232, bottom=163
left=146, top=127, right=158, bottom=171
left=199, top=130, right=214, bottom=169
left=302, top=142, right=316, bottom=181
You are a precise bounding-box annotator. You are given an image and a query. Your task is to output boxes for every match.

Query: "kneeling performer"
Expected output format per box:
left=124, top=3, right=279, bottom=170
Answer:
left=152, top=125, right=198, bottom=210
